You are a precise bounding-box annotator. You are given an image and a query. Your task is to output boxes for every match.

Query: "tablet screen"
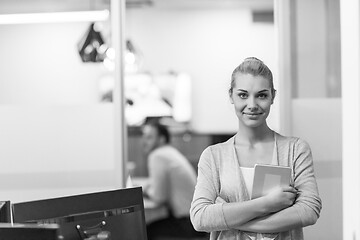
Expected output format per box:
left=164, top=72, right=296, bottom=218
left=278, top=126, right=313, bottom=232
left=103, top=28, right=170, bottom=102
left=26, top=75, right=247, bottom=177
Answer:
left=251, top=164, right=291, bottom=199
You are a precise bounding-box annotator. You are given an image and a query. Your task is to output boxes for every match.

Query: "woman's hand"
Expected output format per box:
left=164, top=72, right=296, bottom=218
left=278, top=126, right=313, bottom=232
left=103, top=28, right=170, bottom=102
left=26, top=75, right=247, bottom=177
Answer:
left=263, top=186, right=298, bottom=213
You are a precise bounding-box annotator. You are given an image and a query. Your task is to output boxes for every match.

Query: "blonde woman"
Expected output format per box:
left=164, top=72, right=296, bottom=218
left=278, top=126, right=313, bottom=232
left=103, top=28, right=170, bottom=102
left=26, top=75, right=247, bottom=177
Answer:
left=190, top=57, right=322, bottom=240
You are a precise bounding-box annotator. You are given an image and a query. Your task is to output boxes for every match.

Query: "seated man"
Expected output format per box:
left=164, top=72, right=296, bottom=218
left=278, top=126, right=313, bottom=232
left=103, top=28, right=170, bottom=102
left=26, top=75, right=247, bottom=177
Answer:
left=141, top=119, right=206, bottom=240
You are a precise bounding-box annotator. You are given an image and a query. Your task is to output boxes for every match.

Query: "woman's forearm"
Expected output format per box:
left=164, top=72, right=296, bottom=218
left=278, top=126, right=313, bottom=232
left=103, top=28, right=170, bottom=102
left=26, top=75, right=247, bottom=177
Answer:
left=222, top=197, right=270, bottom=228
left=223, top=187, right=297, bottom=229
left=236, top=206, right=303, bottom=233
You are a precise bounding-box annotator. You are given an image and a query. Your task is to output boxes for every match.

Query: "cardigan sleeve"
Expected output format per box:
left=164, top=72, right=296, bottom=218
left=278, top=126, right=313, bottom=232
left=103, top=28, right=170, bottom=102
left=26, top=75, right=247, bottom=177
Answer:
left=291, top=138, right=322, bottom=226
left=190, top=147, right=230, bottom=232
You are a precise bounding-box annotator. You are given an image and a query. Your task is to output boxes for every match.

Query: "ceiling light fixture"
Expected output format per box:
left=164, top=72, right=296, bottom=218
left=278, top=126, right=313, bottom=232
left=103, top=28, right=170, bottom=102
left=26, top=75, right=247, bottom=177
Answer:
left=78, top=22, right=108, bottom=63
left=0, top=10, right=109, bottom=25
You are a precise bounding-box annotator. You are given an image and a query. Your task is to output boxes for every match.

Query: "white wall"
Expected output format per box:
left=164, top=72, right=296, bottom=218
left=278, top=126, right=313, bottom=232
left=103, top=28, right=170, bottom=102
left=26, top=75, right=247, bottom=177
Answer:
left=0, top=21, right=121, bottom=202
left=296, top=0, right=327, bottom=98
left=0, top=6, right=277, bottom=202
left=340, top=0, right=360, bottom=238
left=292, top=2, right=342, bottom=238
left=0, top=22, right=107, bottom=104
left=126, top=7, right=278, bottom=134
left=292, top=99, right=342, bottom=240
left=0, top=105, right=117, bottom=202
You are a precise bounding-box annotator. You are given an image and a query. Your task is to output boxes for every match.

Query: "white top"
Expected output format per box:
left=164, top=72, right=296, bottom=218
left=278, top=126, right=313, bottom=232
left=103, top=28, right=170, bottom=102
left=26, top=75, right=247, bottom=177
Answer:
left=239, top=136, right=278, bottom=198
left=239, top=167, right=254, bottom=197
left=147, top=145, right=197, bottom=218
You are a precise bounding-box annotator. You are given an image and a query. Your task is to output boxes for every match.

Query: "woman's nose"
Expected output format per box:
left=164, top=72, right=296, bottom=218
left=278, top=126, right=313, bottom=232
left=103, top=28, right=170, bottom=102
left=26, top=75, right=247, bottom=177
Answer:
left=246, top=97, right=258, bottom=110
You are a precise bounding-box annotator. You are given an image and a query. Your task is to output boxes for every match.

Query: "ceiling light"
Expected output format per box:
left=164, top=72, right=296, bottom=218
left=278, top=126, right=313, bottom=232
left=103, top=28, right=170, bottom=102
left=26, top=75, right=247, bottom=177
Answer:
left=78, top=23, right=108, bottom=63
left=0, top=10, right=109, bottom=25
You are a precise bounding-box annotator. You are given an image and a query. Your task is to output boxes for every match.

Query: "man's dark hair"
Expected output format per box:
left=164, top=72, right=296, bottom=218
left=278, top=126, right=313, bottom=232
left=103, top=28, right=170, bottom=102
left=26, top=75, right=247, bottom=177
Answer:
left=145, top=119, right=171, bottom=144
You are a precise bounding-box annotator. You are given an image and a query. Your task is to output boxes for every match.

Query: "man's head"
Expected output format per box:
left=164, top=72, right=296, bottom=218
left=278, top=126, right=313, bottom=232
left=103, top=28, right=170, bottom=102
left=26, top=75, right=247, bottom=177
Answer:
left=142, top=120, right=170, bottom=155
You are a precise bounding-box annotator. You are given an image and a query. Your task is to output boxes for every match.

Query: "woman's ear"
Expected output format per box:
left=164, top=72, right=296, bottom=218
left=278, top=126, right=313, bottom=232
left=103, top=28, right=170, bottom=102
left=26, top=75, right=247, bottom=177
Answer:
left=271, top=89, right=277, bottom=104
left=229, top=89, right=234, bottom=104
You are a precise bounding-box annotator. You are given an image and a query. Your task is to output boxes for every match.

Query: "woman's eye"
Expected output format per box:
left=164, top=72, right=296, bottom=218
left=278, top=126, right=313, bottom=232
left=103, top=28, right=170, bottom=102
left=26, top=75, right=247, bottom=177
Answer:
left=238, top=93, right=248, bottom=99
left=258, top=94, right=268, bottom=99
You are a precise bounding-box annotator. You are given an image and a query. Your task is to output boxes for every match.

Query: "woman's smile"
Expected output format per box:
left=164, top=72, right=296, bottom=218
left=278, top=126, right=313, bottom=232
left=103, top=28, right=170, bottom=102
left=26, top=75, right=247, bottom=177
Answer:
left=243, top=112, right=263, bottom=120
left=243, top=112, right=263, bottom=116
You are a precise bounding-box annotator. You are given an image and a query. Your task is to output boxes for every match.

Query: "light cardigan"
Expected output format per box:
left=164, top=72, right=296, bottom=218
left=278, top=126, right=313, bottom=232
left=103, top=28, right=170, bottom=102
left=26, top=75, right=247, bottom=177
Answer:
left=190, top=132, right=322, bottom=240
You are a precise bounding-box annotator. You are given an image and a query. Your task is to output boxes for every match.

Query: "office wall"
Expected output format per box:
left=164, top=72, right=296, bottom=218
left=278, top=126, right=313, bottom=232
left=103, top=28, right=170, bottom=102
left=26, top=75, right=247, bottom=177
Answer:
left=0, top=6, right=277, bottom=202
left=0, top=105, right=117, bottom=202
left=340, top=0, right=360, bottom=237
left=292, top=99, right=342, bottom=240
left=295, top=0, right=341, bottom=98
left=281, top=0, right=342, bottom=239
left=0, top=22, right=119, bottom=202
left=0, top=22, right=106, bottom=104
left=125, top=7, right=278, bottom=134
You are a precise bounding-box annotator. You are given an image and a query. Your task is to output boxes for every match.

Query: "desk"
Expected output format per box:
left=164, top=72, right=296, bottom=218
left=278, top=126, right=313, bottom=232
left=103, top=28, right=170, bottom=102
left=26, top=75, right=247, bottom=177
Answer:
left=131, top=177, right=169, bottom=224
left=143, top=198, right=169, bottom=224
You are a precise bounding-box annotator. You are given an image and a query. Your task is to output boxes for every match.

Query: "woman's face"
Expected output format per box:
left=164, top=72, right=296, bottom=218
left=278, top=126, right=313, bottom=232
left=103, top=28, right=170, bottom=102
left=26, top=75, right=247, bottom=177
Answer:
left=230, top=73, right=274, bottom=128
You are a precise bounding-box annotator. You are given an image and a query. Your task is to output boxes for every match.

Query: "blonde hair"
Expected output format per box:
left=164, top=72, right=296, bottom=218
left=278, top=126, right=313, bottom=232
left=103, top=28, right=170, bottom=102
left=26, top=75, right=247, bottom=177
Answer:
left=229, top=57, right=275, bottom=96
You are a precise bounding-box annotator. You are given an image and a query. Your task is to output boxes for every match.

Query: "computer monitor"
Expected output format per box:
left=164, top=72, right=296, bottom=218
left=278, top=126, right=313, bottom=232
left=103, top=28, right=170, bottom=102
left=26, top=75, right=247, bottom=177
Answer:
left=0, top=223, right=59, bottom=240
left=0, top=201, right=11, bottom=223
left=12, top=187, right=147, bottom=240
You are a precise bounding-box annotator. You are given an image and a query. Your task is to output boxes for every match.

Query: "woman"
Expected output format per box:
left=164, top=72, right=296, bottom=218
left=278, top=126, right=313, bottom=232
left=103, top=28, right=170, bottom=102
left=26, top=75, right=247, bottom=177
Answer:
left=190, top=57, right=322, bottom=240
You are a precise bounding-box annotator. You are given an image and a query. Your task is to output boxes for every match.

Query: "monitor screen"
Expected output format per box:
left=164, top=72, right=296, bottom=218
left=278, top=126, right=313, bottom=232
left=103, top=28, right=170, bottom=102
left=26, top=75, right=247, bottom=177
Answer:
left=0, top=223, right=59, bottom=240
left=0, top=201, right=11, bottom=223
left=12, top=187, right=147, bottom=240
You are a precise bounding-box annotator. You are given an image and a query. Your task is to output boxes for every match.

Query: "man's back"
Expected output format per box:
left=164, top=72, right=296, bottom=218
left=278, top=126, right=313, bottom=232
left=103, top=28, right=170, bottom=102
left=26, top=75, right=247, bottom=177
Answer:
left=141, top=121, right=206, bottom=240
left=147, top=145, right=197, bottom=218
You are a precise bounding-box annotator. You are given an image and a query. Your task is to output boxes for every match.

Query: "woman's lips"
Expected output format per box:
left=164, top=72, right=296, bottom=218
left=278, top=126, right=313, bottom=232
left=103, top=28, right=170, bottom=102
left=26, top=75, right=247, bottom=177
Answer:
left=242, top=112, right=263, bottom=119
left=243, top=112, right=262, bottom=115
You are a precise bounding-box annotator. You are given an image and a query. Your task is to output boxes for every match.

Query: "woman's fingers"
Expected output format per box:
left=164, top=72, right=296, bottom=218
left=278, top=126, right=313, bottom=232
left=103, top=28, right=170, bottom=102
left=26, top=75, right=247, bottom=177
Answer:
left=282, top=186, right=298, bottom=194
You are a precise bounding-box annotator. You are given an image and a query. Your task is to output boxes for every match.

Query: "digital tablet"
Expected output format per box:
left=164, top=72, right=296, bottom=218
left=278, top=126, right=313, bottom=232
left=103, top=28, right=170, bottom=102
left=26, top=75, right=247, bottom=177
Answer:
left=251, top=164, right=292, bottom=199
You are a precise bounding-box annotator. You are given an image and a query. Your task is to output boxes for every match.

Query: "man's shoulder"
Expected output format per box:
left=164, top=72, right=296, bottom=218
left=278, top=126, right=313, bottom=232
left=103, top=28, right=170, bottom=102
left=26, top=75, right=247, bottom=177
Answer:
left=150, top=145, right=182, bottom=160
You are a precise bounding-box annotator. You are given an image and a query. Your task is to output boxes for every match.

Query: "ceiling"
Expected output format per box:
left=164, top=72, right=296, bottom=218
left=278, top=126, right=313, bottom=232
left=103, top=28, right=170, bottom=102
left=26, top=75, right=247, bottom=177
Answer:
left=0, top=0, right=273, bottom=14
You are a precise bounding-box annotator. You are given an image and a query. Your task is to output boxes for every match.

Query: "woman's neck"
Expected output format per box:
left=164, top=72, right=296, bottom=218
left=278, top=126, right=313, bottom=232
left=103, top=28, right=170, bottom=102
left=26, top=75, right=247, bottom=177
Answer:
left=235, top=123, right=274, bottom=146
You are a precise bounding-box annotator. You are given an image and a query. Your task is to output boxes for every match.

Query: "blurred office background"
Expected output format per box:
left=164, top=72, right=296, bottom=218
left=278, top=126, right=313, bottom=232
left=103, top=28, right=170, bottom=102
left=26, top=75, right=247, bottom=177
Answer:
left=0, top=0, right=355, bottom=239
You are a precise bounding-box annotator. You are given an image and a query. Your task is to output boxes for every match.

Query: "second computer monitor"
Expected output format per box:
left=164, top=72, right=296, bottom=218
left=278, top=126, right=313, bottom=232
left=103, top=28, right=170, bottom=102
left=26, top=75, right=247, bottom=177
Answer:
left=0, top=223, right=59, bottom=240
left=12, top=187, right=147, bottom=240
left=0, top=201, right=11, bottom=223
